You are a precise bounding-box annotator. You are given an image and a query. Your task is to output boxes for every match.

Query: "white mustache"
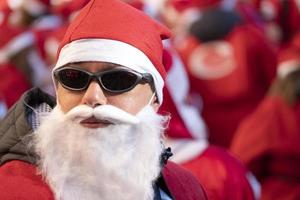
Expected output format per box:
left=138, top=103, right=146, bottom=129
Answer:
left=64, top=105, right=140, bottom=125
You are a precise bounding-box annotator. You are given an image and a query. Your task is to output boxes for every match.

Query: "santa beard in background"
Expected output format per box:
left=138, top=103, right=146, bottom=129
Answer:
left=33, top=104, right=167, bottom=200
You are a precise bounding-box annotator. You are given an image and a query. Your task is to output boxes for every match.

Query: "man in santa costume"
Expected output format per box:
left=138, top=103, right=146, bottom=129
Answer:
left=0, top=0, right=207, bottom=200
left=0, top=22, right=32, bottom=110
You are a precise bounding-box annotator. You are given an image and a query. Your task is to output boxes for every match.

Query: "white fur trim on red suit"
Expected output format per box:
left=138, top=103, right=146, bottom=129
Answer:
left=53, top=39, right=164, bottom=104
left=165, top=138, right=208, bottom=164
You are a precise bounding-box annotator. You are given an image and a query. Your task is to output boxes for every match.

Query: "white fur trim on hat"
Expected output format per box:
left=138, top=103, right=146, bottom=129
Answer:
left=277, top=59, right=300, bottom=78
left=53, top=39, right=164, bottom=104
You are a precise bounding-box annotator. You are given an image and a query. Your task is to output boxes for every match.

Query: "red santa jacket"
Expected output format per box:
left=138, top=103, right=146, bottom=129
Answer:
left=181, top=146, right=256, bottom=200
left=0, top=160, right=207, bottom=200
left=231, top=96, right=300, bottom=200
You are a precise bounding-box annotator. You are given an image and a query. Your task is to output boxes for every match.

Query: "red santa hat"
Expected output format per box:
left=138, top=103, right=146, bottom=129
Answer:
left=277, top=46, right=300, bottom=78
left=53, top=0, right=171, bottom=104
left=0, top=25, right=35, bottom=64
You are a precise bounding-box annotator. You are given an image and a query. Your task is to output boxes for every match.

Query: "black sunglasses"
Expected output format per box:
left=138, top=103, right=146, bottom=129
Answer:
left=53, top=66, right=153, bottom=93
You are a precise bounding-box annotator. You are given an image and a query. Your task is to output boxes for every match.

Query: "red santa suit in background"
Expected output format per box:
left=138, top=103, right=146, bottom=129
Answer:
left=160, top=41, right=258, bottom=200
left=0, top=25, right=31, bottom=109
left=0, top=63, right=30, bottom=108
left=30, top=24, right=68, bottom=96
left=231, top=43, right=300, bottom=200
left=176, top=17, right=277, bottom=147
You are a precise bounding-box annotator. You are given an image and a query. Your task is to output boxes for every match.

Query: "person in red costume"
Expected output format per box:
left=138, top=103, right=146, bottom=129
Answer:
left=0, top=63, right=30, bottom=108
left=160, top=43, right=258, bottom=200
left=251, top=0, right=300, bottom=46
left=231, top=37, right=300, bottom=200
left=0, top=0, right=207, bottom=200
left=176, top=8, right=277, bottom=147
left=0, top=0, right=51, bottom=28
left=0, top=24, right=32, bottom=110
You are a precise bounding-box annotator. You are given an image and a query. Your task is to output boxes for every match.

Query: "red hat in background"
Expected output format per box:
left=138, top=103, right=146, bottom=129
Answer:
left=54, top=0, right=171, bottom=104
left=0, top=25, right=35, bottom=63
left=277, top=46, right=300, bottom=78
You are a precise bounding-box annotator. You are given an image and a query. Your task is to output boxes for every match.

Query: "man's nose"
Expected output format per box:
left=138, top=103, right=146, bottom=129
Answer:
left=81, top=81, right=107, bottom=107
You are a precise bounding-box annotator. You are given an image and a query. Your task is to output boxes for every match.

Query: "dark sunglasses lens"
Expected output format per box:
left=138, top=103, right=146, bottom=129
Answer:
left=101, top=71, right=139, bottom=92
left=58, top=69, right=89, bottom=89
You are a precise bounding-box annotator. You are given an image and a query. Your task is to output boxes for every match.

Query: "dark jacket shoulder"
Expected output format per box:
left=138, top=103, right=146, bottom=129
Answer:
left=0, top=88, right=55, bottom=165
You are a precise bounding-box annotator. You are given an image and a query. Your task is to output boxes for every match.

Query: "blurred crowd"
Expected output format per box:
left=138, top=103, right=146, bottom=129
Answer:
left=1, top=0, right=300, bottom=200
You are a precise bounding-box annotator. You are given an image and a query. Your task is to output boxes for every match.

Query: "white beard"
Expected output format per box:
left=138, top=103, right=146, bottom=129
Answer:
left=33, top=105, right=166, bottom=200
